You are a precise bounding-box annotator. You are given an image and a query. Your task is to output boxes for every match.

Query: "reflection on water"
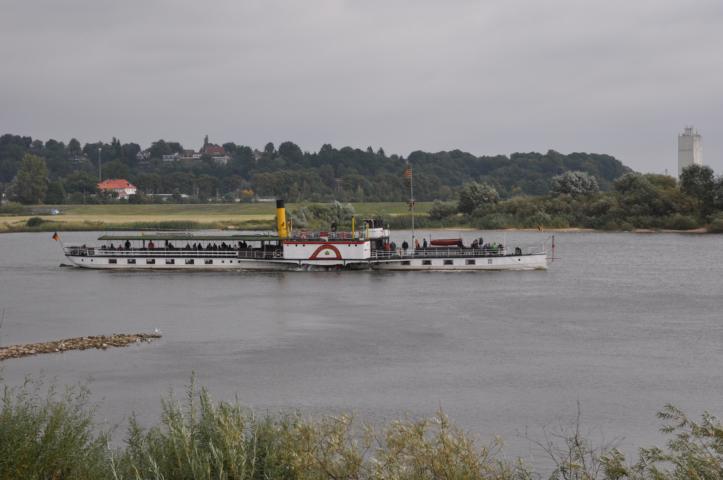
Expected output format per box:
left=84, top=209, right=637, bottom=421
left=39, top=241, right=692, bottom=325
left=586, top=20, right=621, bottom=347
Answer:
left=0, top=230, right=721, bottom=462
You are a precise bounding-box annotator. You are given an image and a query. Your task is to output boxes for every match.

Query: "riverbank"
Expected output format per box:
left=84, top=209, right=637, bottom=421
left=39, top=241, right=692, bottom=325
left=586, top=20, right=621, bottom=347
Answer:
left=0, top=202, right=433, bottom=233
left=0, top=333, right=161, bottom=361
left=1, top=202, right=720, bottom=233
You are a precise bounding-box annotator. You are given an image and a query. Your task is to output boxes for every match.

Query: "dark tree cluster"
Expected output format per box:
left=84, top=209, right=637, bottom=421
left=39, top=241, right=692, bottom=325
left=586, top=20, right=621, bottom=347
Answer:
left=1, top=133, right=632, bottom=205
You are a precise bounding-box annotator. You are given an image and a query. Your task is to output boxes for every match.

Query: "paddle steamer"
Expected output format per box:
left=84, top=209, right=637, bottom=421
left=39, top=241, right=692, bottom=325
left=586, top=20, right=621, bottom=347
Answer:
left=59, top=201, right=548, bottom=271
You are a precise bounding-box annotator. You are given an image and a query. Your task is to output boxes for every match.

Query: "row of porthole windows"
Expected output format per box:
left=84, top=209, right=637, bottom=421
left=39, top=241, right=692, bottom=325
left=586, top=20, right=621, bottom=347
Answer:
left=97, top=258, right=240, bottom=265
left=399, top=259, right=490, bottom=266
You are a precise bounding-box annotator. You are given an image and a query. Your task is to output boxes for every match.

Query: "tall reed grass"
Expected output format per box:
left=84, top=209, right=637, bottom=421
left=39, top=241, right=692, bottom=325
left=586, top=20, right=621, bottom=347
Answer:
left=1, top=377, right=721, bottom=479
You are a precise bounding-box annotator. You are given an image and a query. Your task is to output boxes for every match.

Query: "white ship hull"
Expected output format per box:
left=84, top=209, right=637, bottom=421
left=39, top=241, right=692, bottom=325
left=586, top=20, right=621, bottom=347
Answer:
left=65, top=253, right=373, bottom=271
left=66, top=253, right=547, bottom=271
left=66, top=255, right=297, bottom=271
left=372, top=253, right=548, bottom=271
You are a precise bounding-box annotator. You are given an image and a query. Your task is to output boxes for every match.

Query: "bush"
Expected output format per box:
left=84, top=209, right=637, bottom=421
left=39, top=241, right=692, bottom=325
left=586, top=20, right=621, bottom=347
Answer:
left=472, top=213, right=516, bottom=229
left=662, top=214, right=700, bottom=231
left=25, top=216, right=45, bottom=227
left=708, top=214, right=723, bottom=233
left=428, top=200, right=458, bottom=220
left=0, top=380, right=110, bottom=479
left=112, top=383, right=533, bottom=480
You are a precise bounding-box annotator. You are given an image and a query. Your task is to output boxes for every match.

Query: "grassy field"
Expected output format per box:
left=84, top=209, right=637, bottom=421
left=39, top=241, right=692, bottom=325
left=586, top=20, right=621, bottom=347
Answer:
left=0, top=202, right=434, bottom=233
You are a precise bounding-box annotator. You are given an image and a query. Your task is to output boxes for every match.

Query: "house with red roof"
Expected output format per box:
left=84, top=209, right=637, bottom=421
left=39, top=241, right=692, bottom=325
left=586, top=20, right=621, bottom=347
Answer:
left=97, top=179, right=137, bottom=199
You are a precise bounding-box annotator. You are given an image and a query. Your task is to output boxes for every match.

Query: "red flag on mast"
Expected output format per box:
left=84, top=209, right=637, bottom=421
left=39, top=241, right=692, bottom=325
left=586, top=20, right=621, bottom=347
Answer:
left=52, top=232, right=60, bottom=241
left=403, top=166, right=412, bottom=178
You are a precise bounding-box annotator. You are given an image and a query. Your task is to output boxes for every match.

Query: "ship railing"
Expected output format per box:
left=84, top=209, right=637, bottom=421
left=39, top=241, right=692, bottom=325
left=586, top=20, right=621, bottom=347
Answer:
left=64, top=246, right=282, bottom=260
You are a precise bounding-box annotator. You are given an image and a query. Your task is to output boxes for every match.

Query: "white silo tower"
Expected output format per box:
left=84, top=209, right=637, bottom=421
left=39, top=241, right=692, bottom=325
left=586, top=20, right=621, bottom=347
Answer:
left=678, top=126, right=702, bottom=177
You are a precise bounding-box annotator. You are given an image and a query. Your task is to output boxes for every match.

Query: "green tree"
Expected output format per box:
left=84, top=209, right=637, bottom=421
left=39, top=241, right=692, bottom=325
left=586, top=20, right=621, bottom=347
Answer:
left=63, top=171, right=98, bottom=194
left=67, top=137, right=82, bottom=156
left=278, top=141, right=304, bottom=165
left=458, top=182, right=499, bottom=214
left=45, top=180, right=66, bottom=204
left=102, top=160, right=129, bottom=179
left=713, top=177, right=723, bottom=211
left=550, top=171, right=600, bottom=196
left=13, top=154, right=48, bottom=204
left=680, top=164, right=715, bottom=215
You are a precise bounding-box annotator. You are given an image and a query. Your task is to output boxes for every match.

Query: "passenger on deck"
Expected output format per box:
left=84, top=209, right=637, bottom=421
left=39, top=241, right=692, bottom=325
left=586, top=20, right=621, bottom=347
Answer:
left=415, top=239, right=420, bottom=250
left=401, top=240, right=409, bottom=252
left=184, top=243, right=191, bottom=250
left=422, top=238, right=428, bottom=249
left=148, top=241, right=154, bottom=249
left=471, top=239, right=479, bottom=249
left=125, top=240, right=131, bottom=250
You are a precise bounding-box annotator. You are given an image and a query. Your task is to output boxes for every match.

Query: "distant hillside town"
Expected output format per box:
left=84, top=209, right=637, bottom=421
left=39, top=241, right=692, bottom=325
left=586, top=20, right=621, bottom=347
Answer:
left=0, top=133, right=633, bottom=205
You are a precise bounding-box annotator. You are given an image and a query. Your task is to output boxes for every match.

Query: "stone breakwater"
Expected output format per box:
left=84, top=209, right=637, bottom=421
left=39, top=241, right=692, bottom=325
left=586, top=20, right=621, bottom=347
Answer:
left=0, top=333, right=162, bottom=361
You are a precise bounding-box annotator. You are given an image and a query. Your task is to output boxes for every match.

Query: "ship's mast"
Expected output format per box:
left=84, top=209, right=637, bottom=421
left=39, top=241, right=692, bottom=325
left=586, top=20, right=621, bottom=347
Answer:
left=405, top=161, right=415, bottom=253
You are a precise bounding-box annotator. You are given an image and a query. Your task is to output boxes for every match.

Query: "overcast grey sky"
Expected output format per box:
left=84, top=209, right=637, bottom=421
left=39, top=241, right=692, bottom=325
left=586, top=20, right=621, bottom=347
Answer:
left=1, top=0, right=721, bottom=173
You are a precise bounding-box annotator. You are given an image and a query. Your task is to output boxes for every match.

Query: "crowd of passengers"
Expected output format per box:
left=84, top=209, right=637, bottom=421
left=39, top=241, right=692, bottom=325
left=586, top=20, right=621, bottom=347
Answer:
left=99, top=240, right=258, bottom=251
left=379, top=237, right=519, bottom=256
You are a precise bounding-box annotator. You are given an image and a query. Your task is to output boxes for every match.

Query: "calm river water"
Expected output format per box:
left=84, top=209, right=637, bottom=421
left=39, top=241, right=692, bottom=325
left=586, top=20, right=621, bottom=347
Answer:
left=0, top=230, right=721, bottom=464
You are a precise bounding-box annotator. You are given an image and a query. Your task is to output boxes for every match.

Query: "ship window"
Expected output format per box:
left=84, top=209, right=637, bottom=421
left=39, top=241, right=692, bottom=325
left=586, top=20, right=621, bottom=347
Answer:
left=401, top=260, right=410, bottom=266
left=109, top=259, right=117, bottom=264
left=422, top=260, right=432, bottom=266
left=204, top=259, right=213, bottom=265
left=488, top=259, right=493, bottom=264
left=444, top=259, right=454, bottom=265
left=166, top=259, right=175, bottom=265
left=185, top=259, right=194, bottom=265
left=127, top=259, right=136, bottom=265
left=146, top=259, right=155, bottom=265
left=466, top=259, right=475, bottom=265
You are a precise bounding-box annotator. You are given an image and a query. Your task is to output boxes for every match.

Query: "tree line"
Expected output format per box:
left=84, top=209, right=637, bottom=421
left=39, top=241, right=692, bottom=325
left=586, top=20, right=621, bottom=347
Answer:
left=0, top=133, right=631, bottom=204
left=427, top=166, right=723, bottom=232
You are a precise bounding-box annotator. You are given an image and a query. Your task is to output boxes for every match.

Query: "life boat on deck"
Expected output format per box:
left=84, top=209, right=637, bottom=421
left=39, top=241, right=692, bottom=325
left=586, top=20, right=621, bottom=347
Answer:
left=429, top=238, right=462, bottom=247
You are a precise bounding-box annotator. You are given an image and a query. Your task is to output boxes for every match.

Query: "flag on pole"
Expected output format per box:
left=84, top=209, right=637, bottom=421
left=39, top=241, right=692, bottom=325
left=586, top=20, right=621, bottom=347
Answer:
left=52, top=232, right=60, bottom=241
left=403, top=165, right=412, bottom=178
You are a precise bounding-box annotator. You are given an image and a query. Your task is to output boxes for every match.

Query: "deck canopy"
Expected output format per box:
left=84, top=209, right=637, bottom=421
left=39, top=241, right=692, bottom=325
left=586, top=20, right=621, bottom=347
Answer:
left=97, top=234, right=281, bottom=242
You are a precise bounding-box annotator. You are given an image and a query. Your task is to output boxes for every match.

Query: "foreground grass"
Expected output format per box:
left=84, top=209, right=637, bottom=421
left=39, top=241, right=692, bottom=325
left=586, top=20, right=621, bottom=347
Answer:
left=1, top=379, right=722, bottom=480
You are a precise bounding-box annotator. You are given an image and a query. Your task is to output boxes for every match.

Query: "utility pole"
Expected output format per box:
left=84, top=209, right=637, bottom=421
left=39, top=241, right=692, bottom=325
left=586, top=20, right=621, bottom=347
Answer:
left=98, top=147, right=102, bottom=182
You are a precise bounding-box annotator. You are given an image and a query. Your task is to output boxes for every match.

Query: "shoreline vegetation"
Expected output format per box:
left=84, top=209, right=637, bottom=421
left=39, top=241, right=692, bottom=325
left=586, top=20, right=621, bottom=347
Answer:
left=0, top=201, right=720, bottom=234
left=0, top=378, right=721, bottom=479
left=0, top=333, right=161, bottom=361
